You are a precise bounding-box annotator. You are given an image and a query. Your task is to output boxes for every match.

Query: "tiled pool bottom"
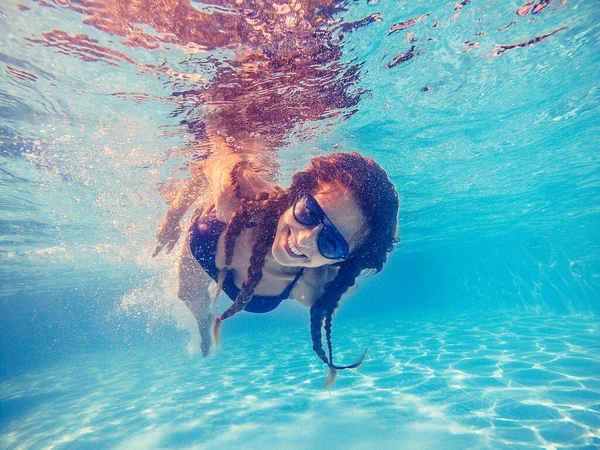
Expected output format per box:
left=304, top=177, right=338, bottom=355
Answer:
left=1, top=311, right=599, bottom=449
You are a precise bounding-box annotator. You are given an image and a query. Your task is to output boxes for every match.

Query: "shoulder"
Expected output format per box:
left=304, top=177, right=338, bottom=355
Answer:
left=204, top=154, right=277, bottom=222
left=203, top=154, right=244, bottom=186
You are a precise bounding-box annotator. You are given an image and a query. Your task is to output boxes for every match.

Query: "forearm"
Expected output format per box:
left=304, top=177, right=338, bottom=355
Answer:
left=164, top=176, right=206, bottom=224
left=167, top=127, right=278, bottom=225
left=164, top=134, right=238, bottom=224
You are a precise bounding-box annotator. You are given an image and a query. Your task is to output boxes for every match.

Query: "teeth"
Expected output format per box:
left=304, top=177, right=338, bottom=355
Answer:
left=287, top=233, right=305, bottom=257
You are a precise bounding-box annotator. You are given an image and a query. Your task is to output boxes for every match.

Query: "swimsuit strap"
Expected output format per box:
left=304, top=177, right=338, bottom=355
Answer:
left=280, top=267, right=305, bottom=299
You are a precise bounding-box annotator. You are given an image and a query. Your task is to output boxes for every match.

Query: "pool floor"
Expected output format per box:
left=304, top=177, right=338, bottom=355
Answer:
left=1, top=310, right=599, bottom=449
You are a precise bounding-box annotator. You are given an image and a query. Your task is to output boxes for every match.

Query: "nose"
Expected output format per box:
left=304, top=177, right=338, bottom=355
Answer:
left=295, top=224, right=322, bottom=249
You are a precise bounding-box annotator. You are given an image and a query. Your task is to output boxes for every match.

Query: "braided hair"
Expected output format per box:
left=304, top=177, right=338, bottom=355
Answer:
left=212, top=153, right=399, bottom=386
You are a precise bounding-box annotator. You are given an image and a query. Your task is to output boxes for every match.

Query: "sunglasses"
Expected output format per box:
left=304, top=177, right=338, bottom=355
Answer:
left=292, top=193, right=349, bottom=260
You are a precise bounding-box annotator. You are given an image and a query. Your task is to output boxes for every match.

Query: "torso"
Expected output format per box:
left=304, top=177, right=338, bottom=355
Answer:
left=214, top=226, right=335, bottom=307
left=201, top=154, right=338, bottom=307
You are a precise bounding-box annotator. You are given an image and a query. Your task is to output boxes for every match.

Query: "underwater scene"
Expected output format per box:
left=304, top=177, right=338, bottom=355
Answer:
left=1, top=0, right=599, bottom=448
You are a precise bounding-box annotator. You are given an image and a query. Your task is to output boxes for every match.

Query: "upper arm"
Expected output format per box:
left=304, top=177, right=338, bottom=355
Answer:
left=204, top=154, right=276, bottom=222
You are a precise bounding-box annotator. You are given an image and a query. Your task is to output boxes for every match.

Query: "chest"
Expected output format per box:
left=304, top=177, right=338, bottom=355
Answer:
left=214, top=228, right=299, bottom=297
left=213, top=228, right=332, bottom=304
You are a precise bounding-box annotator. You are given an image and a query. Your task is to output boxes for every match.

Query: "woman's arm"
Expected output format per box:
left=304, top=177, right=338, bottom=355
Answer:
left=153, top=135, right=234, bottom=256
left=205, top=153, right=276, bottom=223
left=154, top=134, right=276, bottom=256
left=153, top=173, right=207, bottom=256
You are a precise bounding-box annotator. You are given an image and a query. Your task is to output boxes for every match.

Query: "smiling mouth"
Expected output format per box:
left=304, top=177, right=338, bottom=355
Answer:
left=284, top=229, right=306, bottom=259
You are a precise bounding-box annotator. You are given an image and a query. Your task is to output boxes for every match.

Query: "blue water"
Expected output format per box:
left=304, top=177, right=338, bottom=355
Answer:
left=1, top=0, right=599, bottom=448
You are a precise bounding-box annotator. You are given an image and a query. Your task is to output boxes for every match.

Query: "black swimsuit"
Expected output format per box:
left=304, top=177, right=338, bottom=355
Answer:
left=189, top=211, right=304, bottom=313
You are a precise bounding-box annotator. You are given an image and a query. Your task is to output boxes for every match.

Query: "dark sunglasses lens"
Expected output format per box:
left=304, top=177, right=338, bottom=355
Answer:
left=294, top=195, right=322, bottom=226
left=318, top=228, right=347, bottom=259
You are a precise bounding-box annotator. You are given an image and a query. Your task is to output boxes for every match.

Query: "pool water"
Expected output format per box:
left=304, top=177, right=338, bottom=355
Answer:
left=1, top=0, right=599, bottom=448
left=2, top=312, right=600, bottom=449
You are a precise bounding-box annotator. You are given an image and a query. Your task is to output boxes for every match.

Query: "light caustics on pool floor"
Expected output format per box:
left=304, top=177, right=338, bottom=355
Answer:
left=1, top=311, right=599, bottom=449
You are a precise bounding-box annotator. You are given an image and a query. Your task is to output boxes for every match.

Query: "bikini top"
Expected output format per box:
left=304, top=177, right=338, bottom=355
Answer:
left=189, top=210, right=304, bottom=313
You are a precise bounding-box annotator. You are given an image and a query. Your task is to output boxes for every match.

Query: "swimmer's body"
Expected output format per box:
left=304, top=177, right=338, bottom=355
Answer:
left=154, top=135, right=399, bottom=385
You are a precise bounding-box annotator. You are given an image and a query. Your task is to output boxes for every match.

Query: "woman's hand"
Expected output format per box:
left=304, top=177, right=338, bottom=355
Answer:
left=153, top=216, right=182, bottom=257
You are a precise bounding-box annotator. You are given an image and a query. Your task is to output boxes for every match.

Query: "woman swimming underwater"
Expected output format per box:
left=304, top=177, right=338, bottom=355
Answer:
left=154, top=136, right=399, bottom=386
left=46, top=0, right=399, bottom=385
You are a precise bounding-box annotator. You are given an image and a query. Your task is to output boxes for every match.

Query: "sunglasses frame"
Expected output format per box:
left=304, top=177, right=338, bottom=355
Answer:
left=292, top=193, right=350, bottom=260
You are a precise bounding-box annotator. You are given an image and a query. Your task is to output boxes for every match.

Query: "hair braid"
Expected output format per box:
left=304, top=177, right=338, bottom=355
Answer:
left=213, top=185, right=295, bottom=342
left=230, top=160, right=250, bottom=202
left=223, top=160, right=253, bottom=268
left=212, top=161, right=252, bottom=302
left=309, top=305, right=329, bottom=365
left=219, top=205, right=280, bottom=319
left=309, top=258, right=365, bottom=386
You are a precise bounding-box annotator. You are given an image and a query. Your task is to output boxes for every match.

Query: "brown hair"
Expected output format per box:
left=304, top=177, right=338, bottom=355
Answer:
left=213, top=153, right=399, bottom=385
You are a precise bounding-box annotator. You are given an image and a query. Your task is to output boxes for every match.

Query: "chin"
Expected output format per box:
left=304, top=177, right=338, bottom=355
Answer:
left=272, top=242, right=296, bottom=266
left=271, top=244, right=286, bottom=265
left=271, top=231, right=291, bottom=266
left=272, top=217, right=295, bottom=266
left=271, top=228, right=303, bottom=267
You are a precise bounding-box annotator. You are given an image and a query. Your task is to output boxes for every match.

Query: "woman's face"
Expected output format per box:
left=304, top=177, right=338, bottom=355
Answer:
left=272, top=184, right=366, bottom=268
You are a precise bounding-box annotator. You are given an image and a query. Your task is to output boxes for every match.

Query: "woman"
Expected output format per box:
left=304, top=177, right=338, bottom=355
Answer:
left=155, top=136, right=399, bottom=386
